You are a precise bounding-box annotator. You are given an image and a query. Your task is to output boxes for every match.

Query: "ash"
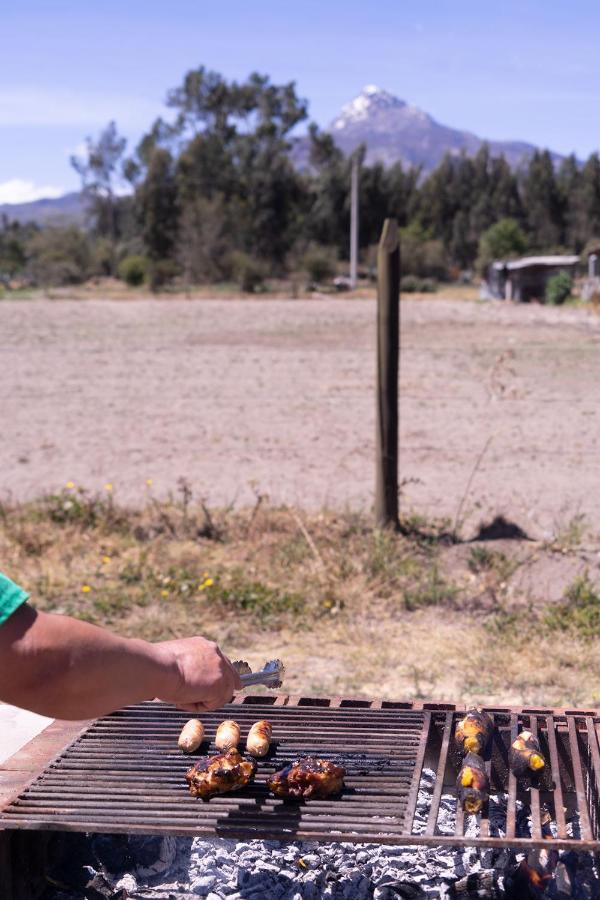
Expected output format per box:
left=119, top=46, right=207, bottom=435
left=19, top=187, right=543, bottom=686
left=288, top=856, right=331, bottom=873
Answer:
left=47, top=770, right=600, bottom=899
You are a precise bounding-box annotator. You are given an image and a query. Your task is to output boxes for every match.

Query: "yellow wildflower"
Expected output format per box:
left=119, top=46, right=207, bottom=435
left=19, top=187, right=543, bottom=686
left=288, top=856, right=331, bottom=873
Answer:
left=65, top=481, right=75, bottom=489
left=81, top=584, right=92, bottom=593
left=104, top=483, right=113, bottom=493
left=145, top=478, right=153, bottom=487
left=102, top=555, right=111, bottom=564
left=323, top=599, right=333, bottom=608
left=160, top=589, right=169, bottom=597
left=204, top=578, right=214, bottom=588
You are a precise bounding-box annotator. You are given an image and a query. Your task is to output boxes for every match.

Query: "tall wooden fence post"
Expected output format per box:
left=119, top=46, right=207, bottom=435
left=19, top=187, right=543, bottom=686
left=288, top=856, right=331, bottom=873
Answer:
left=375, top=218, right=400, bottom=529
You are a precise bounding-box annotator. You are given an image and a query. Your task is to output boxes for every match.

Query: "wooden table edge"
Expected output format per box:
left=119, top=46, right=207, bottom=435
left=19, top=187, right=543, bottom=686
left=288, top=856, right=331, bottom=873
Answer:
left=0, top=718, right=93, bottom=821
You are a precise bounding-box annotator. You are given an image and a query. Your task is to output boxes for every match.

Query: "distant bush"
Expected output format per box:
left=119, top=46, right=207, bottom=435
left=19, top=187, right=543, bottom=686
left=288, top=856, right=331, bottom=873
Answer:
left=148, top=258, right=180, bottom=290
left=400, top=224, right=449, bottom=281
left=91, top=237, right=116, bottom=277
left=229, top=251, right=266, bottom=293
left=401, top=275, right=437, bottom=293
left=27, top=226, right=91, bottom=286
left=302, top=247, right=337, bottom=284
left=476, top=218, right=527, bottom=275
left=118, top=255, right=148, bottom=286
left=545, top=271, right=572, bottom=305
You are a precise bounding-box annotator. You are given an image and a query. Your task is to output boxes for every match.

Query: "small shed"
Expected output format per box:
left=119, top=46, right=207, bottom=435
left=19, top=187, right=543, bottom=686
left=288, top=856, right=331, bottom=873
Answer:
left=485, top=255, right=580, bottom=302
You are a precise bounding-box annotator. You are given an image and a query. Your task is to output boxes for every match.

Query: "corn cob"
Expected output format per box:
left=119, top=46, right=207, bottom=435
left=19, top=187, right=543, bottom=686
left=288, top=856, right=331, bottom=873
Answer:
left=456, top=751, right=490, bottom=813
left=455, top=708, right=494, bottom=755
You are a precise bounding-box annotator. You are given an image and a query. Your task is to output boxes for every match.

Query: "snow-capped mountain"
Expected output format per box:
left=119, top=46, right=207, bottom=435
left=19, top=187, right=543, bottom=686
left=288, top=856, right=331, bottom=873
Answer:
left=300, top=85, right=560, bottom=172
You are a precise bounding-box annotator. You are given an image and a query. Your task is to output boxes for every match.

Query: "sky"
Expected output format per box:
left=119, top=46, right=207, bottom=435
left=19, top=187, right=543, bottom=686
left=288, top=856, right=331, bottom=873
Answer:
left=1, top=0, right=599, bottom=204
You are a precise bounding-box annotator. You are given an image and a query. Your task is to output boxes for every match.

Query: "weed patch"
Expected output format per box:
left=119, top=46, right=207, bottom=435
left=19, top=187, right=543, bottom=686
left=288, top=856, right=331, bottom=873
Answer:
left=546, top=573, right=600, bottom=639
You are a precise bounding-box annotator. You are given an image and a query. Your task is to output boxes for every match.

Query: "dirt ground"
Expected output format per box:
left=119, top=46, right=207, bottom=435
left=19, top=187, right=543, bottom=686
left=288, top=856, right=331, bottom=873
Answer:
left=2, top=296, right=600, bottom=541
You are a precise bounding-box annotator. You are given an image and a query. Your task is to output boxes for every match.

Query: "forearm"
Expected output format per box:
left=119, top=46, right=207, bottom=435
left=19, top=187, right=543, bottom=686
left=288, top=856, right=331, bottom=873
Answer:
left=0, top=605, right=177, bottom=719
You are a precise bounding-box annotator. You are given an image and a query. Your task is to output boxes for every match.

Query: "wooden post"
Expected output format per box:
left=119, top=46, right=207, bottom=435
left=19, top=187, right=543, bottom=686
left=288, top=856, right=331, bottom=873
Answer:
left=375, top=218, right=400, bottom=529
left=349, top=155, right=359, bottom=289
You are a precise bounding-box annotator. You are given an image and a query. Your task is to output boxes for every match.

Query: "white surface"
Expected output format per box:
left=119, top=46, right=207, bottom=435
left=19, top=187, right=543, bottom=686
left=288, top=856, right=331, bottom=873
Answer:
left=492, top=254, right=580, bottom=270
left=0, top=702, right=53, bottom=764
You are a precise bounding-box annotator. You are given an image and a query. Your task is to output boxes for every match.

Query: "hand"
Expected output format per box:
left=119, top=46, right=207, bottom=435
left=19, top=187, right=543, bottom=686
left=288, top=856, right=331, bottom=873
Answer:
left=154, top=636, right=242, bottom=712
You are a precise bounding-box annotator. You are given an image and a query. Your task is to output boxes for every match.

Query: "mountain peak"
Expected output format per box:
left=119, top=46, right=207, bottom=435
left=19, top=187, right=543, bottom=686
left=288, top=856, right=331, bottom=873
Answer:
left=333, top=85, right=406, bottom=130
left=321, top=85, right=555, bottom=172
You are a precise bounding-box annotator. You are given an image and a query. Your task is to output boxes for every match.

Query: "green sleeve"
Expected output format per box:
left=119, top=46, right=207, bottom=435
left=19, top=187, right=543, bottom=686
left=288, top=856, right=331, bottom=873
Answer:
left=0, top=572, right=29, bottom=625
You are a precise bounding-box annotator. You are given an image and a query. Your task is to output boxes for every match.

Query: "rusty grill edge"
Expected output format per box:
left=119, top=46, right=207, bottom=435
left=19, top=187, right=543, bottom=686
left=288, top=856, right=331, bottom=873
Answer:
left=1, top=696, right=600, bottom=852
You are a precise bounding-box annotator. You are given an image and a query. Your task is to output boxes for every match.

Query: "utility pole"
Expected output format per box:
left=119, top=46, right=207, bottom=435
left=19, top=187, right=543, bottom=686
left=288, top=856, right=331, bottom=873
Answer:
left=350, top=154, right=359, bottom=289
left=375, top=218, right=400, bottom=530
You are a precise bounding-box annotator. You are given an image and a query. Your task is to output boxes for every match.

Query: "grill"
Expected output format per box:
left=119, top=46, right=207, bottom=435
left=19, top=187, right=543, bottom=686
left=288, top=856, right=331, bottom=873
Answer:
left=1, top=697, right=600, bottom=851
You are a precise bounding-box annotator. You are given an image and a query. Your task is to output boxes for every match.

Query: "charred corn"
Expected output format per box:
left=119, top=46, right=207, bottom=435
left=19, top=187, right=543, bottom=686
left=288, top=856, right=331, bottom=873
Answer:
left=509, top=730, right=546, bottom=777
left=456, top=752, right=490, bottom=814
left=455, top=708, right=494, bottom=755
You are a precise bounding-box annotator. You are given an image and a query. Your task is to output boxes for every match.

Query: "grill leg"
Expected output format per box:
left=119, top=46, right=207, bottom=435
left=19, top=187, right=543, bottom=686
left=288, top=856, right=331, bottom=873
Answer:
left=0, top=830, right=51, bottom=900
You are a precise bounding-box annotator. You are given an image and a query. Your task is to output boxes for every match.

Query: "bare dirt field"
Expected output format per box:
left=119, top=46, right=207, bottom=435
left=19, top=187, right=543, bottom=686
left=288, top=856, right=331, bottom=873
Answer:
left=4, top=295, right=600, bottom=707
left=3, top=295, right=600, bottom=541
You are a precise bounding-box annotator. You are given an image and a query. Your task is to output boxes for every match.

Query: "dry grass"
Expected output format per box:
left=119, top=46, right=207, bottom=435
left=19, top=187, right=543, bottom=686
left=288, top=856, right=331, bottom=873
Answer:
left=2, top=485, right=600, bottom=709
left=3, top=277, right=480, bottom=303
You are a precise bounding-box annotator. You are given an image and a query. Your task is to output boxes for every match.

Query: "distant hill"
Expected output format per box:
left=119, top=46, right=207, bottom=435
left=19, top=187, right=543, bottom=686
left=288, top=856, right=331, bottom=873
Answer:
left=293, top=85, right=564, bottom=172
left=0, top=192, right=86, bottom=226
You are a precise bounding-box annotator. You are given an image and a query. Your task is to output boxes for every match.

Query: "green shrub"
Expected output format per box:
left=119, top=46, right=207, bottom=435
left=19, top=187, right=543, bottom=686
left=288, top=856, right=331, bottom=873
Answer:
left=399, top=224, right=449, bottom=280
left=545, top=573, right=600, bottom=638
left=27, top=226, right=91, bottom=286
left=401, top=275, right=437, bottom=293
left=545, top=271, right=572, bottom=305
left=148, top=258, right=180, bottom=290
left=118, top=255, right=148, bottom=286
left=303, top=247, right=337, bottom=284
left=91, top=238, right=116, bottom=277
left=476, top=218, right=527, bottom=275
left=229, top=251, right=266, bottom=293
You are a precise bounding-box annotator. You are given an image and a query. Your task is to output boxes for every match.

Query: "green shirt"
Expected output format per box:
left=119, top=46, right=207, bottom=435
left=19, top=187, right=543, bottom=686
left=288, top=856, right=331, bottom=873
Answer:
left=0, top=572, right=29, bottom=626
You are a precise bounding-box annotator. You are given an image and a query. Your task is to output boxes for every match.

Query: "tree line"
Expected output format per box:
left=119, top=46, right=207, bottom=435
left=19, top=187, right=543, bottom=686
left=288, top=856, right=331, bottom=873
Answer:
left=2, top=66, right=600, bottom=291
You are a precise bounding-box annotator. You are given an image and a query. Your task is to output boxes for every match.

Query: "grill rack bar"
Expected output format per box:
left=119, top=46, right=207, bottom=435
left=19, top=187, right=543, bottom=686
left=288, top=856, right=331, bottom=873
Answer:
left=2, top=697, right=600, bottom=850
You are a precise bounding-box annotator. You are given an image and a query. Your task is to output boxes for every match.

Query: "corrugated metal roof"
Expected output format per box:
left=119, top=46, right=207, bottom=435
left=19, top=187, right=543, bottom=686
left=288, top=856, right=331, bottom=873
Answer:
left=492, top=255, right=580, bottom=271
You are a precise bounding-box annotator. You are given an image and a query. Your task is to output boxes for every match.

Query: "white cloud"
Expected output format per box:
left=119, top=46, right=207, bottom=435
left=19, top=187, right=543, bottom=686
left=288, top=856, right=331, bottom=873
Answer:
left=0, top=179, right=65, bottom=205
left=0, top=86, right=160, bottom=129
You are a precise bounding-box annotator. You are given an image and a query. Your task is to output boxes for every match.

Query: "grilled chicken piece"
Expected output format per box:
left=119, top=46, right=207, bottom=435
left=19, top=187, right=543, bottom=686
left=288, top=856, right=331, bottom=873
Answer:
left=456, top=752, right=490, bottom=814
left=267, top=757, right=345, bottom=799
left=185, top=749, right=256, bottom=800
left=455, top=709, right=494, bottom=755
left=509, top=730, right=546, bottom=777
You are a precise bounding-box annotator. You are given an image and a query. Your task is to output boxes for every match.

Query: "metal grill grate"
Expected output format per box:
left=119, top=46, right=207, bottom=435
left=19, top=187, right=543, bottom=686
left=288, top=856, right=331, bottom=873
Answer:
left=1, top=699, right=600, bottom=848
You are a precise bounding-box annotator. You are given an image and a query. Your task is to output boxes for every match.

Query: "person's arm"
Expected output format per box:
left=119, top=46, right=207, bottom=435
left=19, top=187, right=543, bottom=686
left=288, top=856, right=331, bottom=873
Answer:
left=0, top=604, right=241, bottom=720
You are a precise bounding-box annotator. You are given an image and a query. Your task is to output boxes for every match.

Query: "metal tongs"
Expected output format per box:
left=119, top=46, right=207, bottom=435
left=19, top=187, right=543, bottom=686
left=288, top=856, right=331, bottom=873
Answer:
left=233, top=658, right=285, bottom=689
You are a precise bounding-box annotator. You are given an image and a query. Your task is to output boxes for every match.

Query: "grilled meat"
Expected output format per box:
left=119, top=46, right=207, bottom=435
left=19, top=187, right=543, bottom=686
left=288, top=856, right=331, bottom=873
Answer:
left=246, top=720, right=272, bottom=757
left=455, top=709, right=494, bottom=755
left=185, top=749, right=256, bottom=799
left=509, top=730, right=546, bottom=777
left=178, top=719, right=205, bottom=753
left=215, top=720, right=240, bottom=751
left=267, top=757, right=345, bottom=799
left=456, top=752, right=490, bottom=814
